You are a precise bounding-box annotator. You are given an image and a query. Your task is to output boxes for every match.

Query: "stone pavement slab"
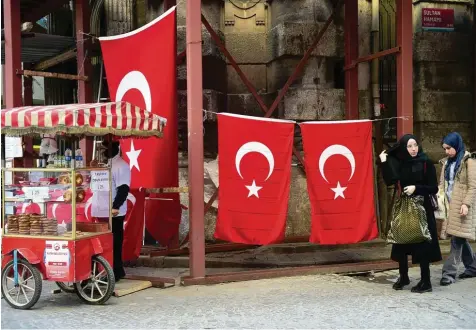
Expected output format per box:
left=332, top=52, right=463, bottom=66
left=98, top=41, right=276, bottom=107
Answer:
left=2, top=265, right=475, bottom=329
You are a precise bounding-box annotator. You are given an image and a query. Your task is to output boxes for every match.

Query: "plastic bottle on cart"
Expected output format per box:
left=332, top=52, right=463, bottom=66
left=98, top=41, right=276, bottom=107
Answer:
left=75, top=148, right=83, bottom=168
left=65, top=148, right=72, bottom=168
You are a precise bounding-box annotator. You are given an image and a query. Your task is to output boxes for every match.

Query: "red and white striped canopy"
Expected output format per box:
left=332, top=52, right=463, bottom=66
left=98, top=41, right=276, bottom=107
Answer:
left=1, top=101, right=166, bottom=137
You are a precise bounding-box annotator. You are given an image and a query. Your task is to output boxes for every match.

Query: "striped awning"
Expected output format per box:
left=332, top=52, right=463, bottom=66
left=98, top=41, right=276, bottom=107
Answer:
left=1, top=101, right=167, bottom=137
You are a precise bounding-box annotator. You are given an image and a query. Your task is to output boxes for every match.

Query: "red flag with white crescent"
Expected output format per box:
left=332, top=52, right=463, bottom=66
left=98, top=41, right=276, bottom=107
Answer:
left=99, top=7, right=180, bottom=244
left=123, top=189, right=146, bottom=262
left=299, top=120, right=378, bottom=245
left=214, top=113, right=295, bottom=245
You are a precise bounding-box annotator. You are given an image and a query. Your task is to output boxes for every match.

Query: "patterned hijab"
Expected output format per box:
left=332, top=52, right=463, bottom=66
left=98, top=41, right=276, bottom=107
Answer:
left=443, top=132, right=465, bottom=181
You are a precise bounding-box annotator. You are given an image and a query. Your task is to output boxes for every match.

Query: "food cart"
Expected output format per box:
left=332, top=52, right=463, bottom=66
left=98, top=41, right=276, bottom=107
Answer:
left=1, top=101, right=166, bottom=309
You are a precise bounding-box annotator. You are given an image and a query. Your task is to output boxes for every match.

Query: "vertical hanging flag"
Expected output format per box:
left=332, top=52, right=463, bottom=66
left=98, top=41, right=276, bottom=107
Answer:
left=300, top=120, right=378, bottom=245
left=122, top=189, right=146, bottom=262
left=99, top=7, right=181, bottom=244
left=215, top=113, right=295, bottom=245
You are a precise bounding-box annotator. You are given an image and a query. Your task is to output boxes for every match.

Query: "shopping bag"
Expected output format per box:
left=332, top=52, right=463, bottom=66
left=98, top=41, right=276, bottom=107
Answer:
left=386, top=194, right=432, bottom=244
left=433, top=188, right=447, bottom=221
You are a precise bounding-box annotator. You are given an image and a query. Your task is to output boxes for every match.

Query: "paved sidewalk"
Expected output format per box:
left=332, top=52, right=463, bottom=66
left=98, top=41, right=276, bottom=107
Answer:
left=2, top=264, right=475, bottom=329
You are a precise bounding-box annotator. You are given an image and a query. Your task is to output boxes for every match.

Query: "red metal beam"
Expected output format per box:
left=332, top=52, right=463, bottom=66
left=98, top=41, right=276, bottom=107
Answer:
left=344, top=47, right=401, bottom=71
left=177, top=50, right=186, bottom=64
left=201, top=15, right=269, bottom=114
left=149, top=243, right=257, bottom=257
left=396, top=0, right=414, bottom=137
left=75, top=0, right=94, bottom=166
left=264, top=0, right=343, bottom=119
left=3, top=0, right=22, bottom=108
left=204, top=188, right=219, bottom=215
left=75, top=0, right=92, bottom=103
left=344, top=0, right=359, bottom=120
left=187, top=0, right=206, bottom=279
left=181, top=259, right=403, bottom=286
left=203, top=17, right=305, bottom=166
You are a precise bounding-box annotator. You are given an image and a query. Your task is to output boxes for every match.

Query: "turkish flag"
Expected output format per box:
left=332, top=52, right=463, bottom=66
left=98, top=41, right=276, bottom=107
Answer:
left=300, top=120, right=378, bottom=245
left=123, top=189, right=146, bottom=262
left=99, top=7, right=181, bottom=243
left=214, top=113, right=295, bottom=245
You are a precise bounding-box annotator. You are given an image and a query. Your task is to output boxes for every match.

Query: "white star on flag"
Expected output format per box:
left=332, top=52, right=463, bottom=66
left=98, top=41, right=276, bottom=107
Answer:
left=126, top=140, right=142, bottom=171
left=245, top=180, right=262, bottom=198
left=331, top=181, right=347, bottom=199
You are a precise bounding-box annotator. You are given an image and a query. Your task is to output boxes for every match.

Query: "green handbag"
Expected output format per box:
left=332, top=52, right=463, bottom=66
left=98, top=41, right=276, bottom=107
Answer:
left=386, top=194, right=432, bottom=244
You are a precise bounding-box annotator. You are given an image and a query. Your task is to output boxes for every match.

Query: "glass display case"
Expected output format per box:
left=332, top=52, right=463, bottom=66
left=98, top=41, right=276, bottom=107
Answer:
left=1, top=167, right=112, bottom=240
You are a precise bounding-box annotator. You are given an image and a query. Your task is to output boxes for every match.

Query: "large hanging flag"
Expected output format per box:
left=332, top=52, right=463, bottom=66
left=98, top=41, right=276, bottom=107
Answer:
left=99, top=7, right=181, bottom=244
left=214, top=113, right=295, bottom=245
left=300, top=120, right=378, bottom=245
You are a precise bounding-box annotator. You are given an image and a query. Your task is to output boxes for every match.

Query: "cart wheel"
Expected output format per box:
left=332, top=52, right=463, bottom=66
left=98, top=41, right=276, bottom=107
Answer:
left=1, top=258, right=43, bottom=310
left=55, top=282, right=76, bottom=293
left=74, top=255, right=115, bottom=305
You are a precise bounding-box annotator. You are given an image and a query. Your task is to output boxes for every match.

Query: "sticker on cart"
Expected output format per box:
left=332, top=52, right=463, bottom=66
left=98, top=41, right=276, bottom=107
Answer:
left=44, top=241, right=71, bottom=279
left=90, top=171, right=110, bottom=192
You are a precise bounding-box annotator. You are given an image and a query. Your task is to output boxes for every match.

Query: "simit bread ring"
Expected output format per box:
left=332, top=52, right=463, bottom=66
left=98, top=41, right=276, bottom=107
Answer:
left=75, top=173, right=83, bottom=186
left=58, top=174, right=71, bottom=185
left=63, top=189, right=72, bottom=202
left=76, top=189, right=85, bottom=203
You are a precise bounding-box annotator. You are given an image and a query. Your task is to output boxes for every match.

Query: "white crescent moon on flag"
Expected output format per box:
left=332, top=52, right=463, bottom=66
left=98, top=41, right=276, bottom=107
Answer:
left=52, top=196, right=65, bottom=219
left=235, top=142, right=275, bottom=181
left=84, top=195, right=93, bottom=221
left=127, top=193, right=136, bottom=205
left=318, top=144, right=356, bottom=183
left=116, top=70, right=152, bottom=111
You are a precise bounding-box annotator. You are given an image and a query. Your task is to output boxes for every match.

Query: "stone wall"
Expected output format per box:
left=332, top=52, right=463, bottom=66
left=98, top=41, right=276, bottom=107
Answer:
left=412, top=0, right=474, bottom=162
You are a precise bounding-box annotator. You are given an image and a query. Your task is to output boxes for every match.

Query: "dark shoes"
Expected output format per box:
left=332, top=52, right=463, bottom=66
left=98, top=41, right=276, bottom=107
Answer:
left=411, top=280, right=432, bottom=293
left=458, top=273, right=475, bottom=280
left=392, top=276, right=410, bottom=290
left=114, top=269, right=126, bottom=283
left=440, top=278, right=453, bottom=286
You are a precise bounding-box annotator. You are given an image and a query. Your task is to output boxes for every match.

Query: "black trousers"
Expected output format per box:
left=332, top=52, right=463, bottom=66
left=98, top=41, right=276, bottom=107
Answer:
left=112, top=216, right=126, bottom=279
left=398, top=255, right=430, bottom=282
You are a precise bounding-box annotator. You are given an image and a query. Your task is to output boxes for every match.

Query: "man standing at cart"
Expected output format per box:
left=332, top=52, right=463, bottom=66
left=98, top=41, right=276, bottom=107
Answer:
left=91, top=140, right=130, bottom=282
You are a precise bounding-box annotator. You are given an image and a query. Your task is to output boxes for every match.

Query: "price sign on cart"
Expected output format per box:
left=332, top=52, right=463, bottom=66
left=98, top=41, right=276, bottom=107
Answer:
left=91, top=171, right=110, bottom=192
left=22, top=187, right=50, bottom=201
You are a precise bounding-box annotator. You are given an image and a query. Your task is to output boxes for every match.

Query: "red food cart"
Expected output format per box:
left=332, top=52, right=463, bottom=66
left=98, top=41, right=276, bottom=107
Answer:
left=1, top=101, right=166, bottom=309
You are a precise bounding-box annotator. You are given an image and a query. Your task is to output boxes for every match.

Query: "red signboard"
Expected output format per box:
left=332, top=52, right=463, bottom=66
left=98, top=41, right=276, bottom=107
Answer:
left=422, top=8, right=454, bottom=31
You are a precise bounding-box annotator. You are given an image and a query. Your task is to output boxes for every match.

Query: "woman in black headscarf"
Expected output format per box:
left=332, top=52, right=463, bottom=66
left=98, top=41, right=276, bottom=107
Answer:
left=379, top=134, right=442, bottom=293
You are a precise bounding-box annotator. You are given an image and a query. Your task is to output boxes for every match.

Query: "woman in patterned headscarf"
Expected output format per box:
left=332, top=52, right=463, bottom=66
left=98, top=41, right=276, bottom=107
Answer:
left=379, top=134, right=442, bottom=293
left=439, top=132, right=476, bottom=286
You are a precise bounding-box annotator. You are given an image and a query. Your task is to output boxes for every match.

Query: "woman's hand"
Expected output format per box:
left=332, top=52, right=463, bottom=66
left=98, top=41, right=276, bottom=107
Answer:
left=403, top=185, right=416, bottom=196
left=460, top=204, right=469, bottom=216
left=379, top=150, right=388, bottom=163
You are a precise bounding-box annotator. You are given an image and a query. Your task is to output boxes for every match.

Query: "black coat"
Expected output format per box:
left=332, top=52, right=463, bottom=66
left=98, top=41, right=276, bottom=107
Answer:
left=381, top=157, right=443, bottom=264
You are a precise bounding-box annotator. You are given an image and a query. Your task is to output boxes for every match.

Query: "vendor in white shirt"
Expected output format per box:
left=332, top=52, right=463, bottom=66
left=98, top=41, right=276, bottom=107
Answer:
left=91, top=140, right=130, bottom=281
